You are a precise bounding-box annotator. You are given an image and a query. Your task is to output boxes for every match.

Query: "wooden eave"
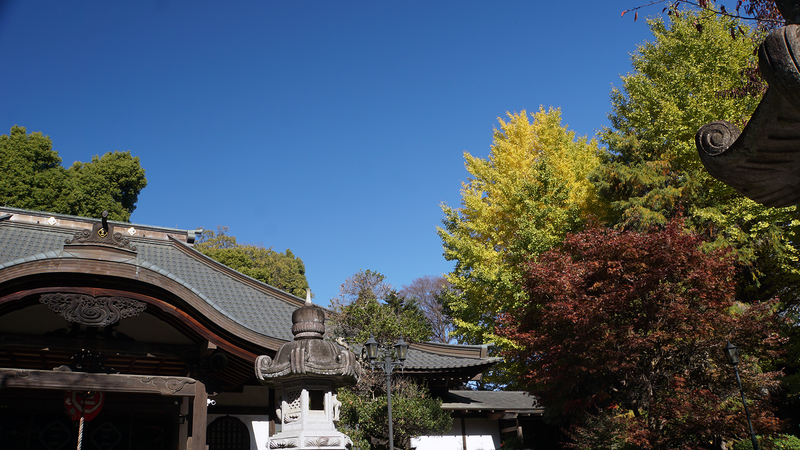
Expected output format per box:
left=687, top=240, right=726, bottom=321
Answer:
left=0, top=259, right=286, bottom=359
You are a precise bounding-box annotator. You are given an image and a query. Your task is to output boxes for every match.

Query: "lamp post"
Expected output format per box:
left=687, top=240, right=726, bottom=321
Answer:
left=724, top=341, right=759, bottom=450
left=364, top=335, right=409, bottom=450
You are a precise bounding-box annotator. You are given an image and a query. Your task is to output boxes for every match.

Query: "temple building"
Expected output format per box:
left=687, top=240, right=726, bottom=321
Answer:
left=0, top=206, right=543, bottom=450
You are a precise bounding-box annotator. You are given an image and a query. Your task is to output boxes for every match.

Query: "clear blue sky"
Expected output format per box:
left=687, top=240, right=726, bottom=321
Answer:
left=1, top=0, right=662, bottom=305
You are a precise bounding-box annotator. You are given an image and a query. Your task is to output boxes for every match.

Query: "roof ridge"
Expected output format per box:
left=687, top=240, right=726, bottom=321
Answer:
left=0, top=207, right=194, bottom=244
left=0, top=206, right=188, bottom=232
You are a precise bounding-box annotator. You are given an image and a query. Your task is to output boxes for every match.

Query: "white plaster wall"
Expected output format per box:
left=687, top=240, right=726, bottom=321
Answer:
left=207, top=414, right=271, bottom=450
left=411, top=418, right=499, bottom=450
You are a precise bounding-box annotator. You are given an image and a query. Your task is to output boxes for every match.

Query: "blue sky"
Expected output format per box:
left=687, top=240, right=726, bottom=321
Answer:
left=1, top=0, right=662, bottom=305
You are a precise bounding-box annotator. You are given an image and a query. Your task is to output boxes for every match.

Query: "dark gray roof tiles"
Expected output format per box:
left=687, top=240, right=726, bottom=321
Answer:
left=0, top=210, right=300, bottom=342
left=351, top=342, right=501, bottom=371
left=0, top=223, right=74, bottom=264
left=135, top=239, right=299, bottom=341
left=440, top=390, right=543, bottom=412
left=405, top=345, right=501, bottom=370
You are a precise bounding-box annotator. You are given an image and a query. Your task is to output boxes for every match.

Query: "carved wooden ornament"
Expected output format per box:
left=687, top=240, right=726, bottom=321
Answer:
left=40, top=293, right=147, bottom=327
left=697, top=2, right=800, bottom=206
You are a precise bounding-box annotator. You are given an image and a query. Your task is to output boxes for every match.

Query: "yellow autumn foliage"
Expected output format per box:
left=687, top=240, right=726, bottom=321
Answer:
left=438, top=107, right=603, bottom=350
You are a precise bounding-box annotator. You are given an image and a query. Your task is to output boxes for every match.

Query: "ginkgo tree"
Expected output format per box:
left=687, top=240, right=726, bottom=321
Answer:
left=437, top=108, right=603, bottom=385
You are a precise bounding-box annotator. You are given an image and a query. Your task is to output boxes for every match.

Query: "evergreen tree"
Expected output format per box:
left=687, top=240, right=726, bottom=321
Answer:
left=593, top=8, right=800, bottom=305
left=195, top=226, right=309, bottom=298
left=0, top=126, right=146, bottom=221
left=329, top=270, right=448, bottom=450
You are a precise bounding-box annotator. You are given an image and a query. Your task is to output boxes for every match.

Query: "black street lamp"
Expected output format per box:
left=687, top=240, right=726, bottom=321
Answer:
left=724, top=341, right=759, bottom=450
left=364, top=335, right=409, bottom=450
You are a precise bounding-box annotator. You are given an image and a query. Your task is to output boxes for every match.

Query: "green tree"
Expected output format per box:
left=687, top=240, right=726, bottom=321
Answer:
left=437, top=108, right=602, bottom=356
left=330, top=270, right=449, bottom=450
left=0, top=126, right=69, bottom=214
left=593, top=8, right=800, bottom=304
left=0, top=126, right=147, bottom=221
left=195, top=226, right=309, bottom=298
left=329, top=269, right=432, bottom=346
left=66, top=150, right=147, bottom=220
left=338, top=375, right=452, bottom=450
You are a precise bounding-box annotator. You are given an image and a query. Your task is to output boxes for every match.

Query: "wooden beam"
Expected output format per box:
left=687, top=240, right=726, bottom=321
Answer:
left=0, top=261, right=289, bottom=354
left=0, top=368, right=196, bottom=396
left=200, top=340, right=217, bottom=357
left=0, top=333, right=198, bottom=360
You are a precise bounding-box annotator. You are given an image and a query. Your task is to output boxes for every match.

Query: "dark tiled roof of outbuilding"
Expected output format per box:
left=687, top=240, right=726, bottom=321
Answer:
left=0, top=207, right=302, bottom=342
left=350, top=341, right=501, bottom=372
left=440, top=390, right=543, bottom=413
left=404, top=342, right=501, bottom=370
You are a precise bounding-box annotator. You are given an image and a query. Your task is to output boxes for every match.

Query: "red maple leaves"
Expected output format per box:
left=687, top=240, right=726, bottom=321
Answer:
left=498, top=218, right=784, bottom=449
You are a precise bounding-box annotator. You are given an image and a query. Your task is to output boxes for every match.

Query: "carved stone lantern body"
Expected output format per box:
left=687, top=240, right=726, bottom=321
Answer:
left=255, top=293, right=359, bottom=450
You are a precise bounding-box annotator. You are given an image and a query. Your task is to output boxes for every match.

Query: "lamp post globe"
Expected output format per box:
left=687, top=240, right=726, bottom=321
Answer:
left=724, top=340, right=740, bottom=365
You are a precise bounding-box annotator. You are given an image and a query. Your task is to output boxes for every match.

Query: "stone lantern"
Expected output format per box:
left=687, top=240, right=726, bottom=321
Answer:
left=255, top=292, right=360, bottom=449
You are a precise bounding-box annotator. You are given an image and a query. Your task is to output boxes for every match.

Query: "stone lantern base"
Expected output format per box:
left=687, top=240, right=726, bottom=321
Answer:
left=267, top=379, right=352, bottom=450
left=268, top=430, right=352, bottom=450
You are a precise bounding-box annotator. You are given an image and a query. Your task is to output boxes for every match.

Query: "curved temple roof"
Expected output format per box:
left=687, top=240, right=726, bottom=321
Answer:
left=0, top=207, right=304, bottom=350
left=0, top=207, right=500, bottom=380
left=697, top=3, right=800, bottom=207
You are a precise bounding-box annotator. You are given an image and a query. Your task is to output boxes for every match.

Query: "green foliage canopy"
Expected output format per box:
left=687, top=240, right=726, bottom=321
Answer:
left=195, top=226, right=309, bottom=298
left=338, top=377, right=451, bottom=450
left=592, top=9, right=800, bottom=304
left=330, top=270, right=448, bottom=450
left=0, top=126, right=147, bottom=221
left=329, top=269, right=432, bottom=346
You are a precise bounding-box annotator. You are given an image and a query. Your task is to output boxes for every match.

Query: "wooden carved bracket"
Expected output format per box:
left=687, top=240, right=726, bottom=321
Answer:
left=40, top=293, right=147, bottom=327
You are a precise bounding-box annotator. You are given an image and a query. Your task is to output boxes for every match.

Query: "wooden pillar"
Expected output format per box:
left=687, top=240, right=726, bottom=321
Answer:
left=192, top=379, right=207, bottom=450
left=461, top=416, right=467, bottom=450
left=179, top=397, right=190, bottom=450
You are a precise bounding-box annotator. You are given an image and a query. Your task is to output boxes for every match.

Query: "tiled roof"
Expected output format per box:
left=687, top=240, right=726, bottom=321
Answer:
left=351, top=341, right=501, bottom=372
left=405, top=342, right=501, bottom=370
left=440, top=390, right=543, bottom=413
left=0, top=207, right=301, bottom=342
left=0, top=207, right=502, bottom=372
